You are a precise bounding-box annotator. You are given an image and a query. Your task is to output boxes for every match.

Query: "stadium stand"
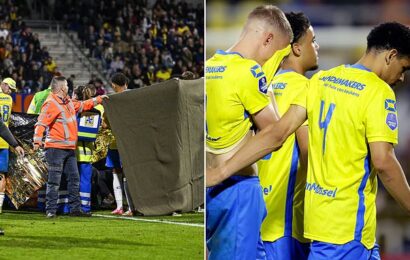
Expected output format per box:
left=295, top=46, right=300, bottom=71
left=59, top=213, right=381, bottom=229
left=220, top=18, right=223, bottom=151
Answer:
left=0, top=0, right=204, bottom=94
left=52, top=0, right=204, bottom=89
left=0, top=1, right=56, bottom=94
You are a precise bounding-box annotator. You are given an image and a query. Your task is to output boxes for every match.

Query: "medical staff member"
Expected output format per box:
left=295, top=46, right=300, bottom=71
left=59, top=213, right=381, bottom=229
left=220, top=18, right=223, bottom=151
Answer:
left=74, top=84, right=103, bottom=213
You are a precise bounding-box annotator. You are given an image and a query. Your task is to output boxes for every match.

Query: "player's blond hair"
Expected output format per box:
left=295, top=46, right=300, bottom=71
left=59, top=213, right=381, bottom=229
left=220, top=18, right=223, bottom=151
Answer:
left=246, top=5, right=293, bottom=41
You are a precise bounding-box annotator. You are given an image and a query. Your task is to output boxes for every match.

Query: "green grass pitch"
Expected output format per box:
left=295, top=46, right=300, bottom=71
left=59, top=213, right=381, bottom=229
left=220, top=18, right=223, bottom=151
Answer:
left=0, top=210, right=204, bottom=259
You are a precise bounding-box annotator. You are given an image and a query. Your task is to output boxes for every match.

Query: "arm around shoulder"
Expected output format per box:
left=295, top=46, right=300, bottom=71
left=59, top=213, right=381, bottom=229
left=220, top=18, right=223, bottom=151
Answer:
left=208, top=104, right=307, bottom=185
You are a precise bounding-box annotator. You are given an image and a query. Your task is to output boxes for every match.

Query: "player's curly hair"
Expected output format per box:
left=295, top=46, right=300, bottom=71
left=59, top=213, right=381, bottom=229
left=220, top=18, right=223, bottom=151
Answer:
left=285, top=12, right=311, bottom=44
left=111, top=72, right=129, bottom=87
left=367, top=22, right=410, bottom=57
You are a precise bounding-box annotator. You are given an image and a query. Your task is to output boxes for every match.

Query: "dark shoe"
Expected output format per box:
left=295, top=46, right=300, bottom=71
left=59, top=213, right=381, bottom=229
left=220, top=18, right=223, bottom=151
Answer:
left=46, top=212, right=57, bottom=219
left=69, top=211, right=92, bottom=217
left=102, top=194, right=115, bottom=205
left=0, top=229, right=4, bottom=235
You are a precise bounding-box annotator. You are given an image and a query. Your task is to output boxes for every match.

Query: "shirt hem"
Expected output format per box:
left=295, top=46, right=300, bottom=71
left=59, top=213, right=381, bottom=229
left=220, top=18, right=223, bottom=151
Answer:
left=367, top=136, right=398, bottom=145
left=304, top=232, right=375, bottom=250
left=262, top=234, right=310, bottom=244
left=206, top=130, right=252, bottom=154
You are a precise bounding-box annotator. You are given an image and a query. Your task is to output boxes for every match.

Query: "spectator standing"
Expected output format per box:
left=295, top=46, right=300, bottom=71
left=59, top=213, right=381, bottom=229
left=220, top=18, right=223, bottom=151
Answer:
left=155, top=65, right=171, bottom=82
left=109, top=55, right=124, bottom=76
left=93, top=78, right=106, bottom=95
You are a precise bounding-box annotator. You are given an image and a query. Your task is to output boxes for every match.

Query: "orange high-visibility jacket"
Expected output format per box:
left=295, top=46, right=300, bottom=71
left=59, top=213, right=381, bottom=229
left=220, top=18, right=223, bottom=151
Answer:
left=34, top=93, right=103, bottom=150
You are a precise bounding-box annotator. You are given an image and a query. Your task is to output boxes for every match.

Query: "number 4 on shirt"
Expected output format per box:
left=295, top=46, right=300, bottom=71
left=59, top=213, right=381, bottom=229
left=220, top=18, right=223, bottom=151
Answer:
left=1, top=105, right=10, bottom=123
left=319, top=100, right=336, bottom=155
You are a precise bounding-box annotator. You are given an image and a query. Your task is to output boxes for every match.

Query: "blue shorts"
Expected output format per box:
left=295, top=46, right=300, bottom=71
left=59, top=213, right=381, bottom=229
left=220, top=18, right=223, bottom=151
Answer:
left=206, top=175, right=267, bottom=260
left=0, top=149, right=9, bottom=173
left=105, top=149, right=122, bottom=168
left=309, top=241, right=380, bottom=260
left=264, top=237, right=310, bottom=260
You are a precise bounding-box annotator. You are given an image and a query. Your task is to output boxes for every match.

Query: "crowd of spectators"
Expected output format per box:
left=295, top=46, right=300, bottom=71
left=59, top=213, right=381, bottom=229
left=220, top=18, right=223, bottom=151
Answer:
left=53, top=0, right=204, bottom=89
left=0, top=1, right=58, bottom=94
left=0, top=0, right=203, bottom=96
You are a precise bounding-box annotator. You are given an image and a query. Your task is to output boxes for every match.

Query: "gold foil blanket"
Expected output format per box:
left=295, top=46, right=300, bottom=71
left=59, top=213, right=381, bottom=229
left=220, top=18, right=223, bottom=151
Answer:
left=5, top=113, right=111, bottom=208
left=6, top=113, right=48, bottom=209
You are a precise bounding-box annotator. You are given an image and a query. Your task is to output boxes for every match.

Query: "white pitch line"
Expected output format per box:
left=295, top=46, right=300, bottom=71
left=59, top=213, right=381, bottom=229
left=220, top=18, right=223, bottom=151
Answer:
left=93, top=214, right=204, bottom=228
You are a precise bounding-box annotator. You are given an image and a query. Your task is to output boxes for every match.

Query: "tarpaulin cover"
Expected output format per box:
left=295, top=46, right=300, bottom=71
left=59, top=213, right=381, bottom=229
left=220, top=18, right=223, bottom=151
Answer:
left=103, top=78, right=204, bottom=216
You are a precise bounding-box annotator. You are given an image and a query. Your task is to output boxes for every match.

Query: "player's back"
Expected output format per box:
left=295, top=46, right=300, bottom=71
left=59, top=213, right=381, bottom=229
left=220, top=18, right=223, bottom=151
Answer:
left=206, top=50, right=272, bottom=260
left=304, top=64, right=398, bottom=249
left=206, top=50, right=269, bottom=151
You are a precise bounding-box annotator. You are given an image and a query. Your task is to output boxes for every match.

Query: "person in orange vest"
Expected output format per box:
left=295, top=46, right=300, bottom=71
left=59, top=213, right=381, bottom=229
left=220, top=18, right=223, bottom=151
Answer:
left=27, top=84, right=70, bottom=214
left=33, top=76, right=108, bottom=218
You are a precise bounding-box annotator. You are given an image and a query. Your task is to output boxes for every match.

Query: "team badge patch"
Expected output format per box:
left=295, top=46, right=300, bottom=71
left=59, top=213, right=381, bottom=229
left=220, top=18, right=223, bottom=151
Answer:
left=386, top=113, right=398, bottom=130
left=250, top=64, right=264, bottom=78
left=384, top=99, right=396, bottom=112
left=258, top=76, right=268, bottom=94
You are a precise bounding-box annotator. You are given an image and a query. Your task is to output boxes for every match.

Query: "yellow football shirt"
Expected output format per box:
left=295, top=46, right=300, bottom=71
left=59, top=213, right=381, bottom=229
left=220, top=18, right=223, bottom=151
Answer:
left=302, top=64, right=398, bottom=249
left=206, top=50, right=270, bottom=150
left=258, top=70, right=309, bottom=243
left=0, top=92, right=13, bottom=149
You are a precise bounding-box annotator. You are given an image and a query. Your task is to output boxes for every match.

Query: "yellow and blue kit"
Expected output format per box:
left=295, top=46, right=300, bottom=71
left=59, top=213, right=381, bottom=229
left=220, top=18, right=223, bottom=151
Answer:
left=258, top=69, right=310, bottom=260
left=301, top=64, right=396, bottom=258
left=206, top=50, right=270, bottom=151
left=309, top=240, right=380, bottom=260
left=206, top=49, right=271, bottom=260
left=0, top=92, right=13, bottom=172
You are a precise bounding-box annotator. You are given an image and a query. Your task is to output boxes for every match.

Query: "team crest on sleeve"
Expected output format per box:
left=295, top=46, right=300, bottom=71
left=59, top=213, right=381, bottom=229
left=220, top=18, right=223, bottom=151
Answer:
left=384, top=99, right=396, bottom=112
left=386, top=113, right=398, bottom=130
left=258, top=76, right=268, bottom=94
left=250, top=64, right=264, bottom=78
left=250, top=64, right=267, bottom=94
